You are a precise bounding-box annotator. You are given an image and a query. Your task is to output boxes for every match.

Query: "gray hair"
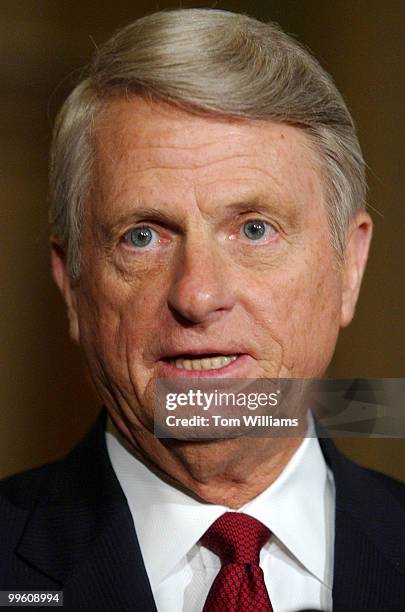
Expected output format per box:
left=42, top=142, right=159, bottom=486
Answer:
left=49, top=8, right=367, bottom=279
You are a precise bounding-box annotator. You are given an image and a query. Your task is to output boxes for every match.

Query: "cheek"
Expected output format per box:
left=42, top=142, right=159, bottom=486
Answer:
left=76, top=271, right=161, bottom=389
left=249, top=255, right=342, bottom=376
left=286, top=264, right=342, bottom=375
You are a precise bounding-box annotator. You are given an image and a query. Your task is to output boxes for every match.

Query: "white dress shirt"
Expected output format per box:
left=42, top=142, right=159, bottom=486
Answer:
left=106, top=416, right=335, bottom=612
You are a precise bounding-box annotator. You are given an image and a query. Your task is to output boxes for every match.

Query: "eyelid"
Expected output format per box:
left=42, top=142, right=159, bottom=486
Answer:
left=122, top=224, right=160, bottom=249
left=236, top=217, right=278, bottom=242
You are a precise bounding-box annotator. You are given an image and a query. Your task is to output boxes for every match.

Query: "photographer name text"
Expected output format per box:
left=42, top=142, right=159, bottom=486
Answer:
left=165, top=414, right=299, bottom=427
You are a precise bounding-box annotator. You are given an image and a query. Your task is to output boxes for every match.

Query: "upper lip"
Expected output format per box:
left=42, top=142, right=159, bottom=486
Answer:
left=159, top=348, right=244, bottom=360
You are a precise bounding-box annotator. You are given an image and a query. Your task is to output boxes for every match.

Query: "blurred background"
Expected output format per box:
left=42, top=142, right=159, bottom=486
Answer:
left=1, top=0, right=404, bottom=480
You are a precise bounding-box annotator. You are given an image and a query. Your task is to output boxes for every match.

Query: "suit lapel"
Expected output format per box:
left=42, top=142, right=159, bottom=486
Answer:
left=319, top=436, right=405, bottom=611
left=15, top=412, right=157, bottom=611
left=61, top=503, right=158, bottom=611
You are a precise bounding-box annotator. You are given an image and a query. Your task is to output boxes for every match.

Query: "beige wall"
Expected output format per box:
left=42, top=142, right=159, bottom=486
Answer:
left=1, top=1, right=404, bottom=480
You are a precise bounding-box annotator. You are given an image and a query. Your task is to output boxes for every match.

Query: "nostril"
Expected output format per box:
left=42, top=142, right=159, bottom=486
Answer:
left=167, top=303, right=201, bottom=327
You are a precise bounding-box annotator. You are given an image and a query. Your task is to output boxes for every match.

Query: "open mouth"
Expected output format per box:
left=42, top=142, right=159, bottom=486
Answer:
left=165, top=353, right=239, bottom=371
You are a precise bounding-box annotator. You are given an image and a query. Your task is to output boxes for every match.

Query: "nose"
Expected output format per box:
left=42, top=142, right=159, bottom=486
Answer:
left=167, top=236, right=236, bottom=324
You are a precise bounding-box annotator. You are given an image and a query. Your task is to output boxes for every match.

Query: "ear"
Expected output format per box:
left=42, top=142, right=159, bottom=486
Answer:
left=50, top=238, right=80, bottom=343
left=340, top=211, right=373, bottom=327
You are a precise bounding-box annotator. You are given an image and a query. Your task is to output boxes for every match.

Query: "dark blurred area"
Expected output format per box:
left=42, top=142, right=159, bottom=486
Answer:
left=1, top=0, right=404, bottom=479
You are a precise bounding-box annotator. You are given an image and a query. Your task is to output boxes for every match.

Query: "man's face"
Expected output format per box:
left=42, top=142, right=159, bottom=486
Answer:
left=53, top=97, right=371, bottom=432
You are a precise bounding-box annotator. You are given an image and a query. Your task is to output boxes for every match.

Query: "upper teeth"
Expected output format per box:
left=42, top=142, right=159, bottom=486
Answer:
left=173, top=355, right=237, bottom=370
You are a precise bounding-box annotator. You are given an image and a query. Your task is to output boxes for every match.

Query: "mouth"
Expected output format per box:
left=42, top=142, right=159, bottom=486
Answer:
left=157, top=350, right=249, bottom=376
left=165, top=353, right=238, bottom=371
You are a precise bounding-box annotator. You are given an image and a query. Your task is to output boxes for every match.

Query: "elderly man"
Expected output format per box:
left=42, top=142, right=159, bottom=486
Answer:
left=1, top=9, right=404, bottom=612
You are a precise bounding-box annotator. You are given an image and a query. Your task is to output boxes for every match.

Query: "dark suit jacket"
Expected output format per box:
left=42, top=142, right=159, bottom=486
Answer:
left=1, top=411, right=404, bottom=611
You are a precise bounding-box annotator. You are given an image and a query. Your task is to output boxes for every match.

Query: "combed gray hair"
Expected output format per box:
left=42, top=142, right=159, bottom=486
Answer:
left=49, top=8, right=367, bottom=279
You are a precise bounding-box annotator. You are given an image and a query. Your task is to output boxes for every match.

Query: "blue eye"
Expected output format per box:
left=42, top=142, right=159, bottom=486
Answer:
left=243, top=219, right=267, bottom=240
left=127, top=226, right=155, bottom=248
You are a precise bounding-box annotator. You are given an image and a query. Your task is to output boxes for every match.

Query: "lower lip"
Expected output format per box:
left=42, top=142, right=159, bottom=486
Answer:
left=156, top=354, right=251, bottom=378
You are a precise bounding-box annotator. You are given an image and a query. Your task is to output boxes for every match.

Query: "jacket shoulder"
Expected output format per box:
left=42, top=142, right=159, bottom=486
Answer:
left=360, top=463, right=405, bottom=505
left=319, top=434, right=405, bottom=519
left=0, top=460, right=60, bottom=513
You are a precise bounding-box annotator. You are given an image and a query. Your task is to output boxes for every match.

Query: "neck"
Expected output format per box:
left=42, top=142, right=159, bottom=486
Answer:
left=108, top=415, right=304, bottom=508
left=166, top=437, right=303, bottom=508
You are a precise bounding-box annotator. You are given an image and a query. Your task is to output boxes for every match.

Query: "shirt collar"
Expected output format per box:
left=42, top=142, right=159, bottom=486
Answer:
left=239, top=415, right=335, bottom=589
left=106, top=414, right=334, bottom=590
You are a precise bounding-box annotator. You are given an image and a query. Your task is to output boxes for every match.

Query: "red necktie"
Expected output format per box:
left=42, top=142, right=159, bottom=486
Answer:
left=200, top=512, right=273, bottom=611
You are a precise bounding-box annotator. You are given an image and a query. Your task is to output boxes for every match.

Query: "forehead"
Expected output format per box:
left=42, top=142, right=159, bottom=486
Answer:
left=91, top=96, right=325, bottom=217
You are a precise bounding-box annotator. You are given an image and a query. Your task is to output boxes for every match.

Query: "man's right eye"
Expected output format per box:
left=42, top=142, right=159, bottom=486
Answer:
left=123, top=226, right=158, bottom=249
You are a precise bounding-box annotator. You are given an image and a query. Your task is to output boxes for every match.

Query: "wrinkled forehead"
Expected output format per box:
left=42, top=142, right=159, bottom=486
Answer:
left=89, top=96, right=326, bottom=221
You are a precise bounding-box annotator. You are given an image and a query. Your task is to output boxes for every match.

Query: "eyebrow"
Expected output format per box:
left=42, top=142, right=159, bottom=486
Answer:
left=223, top=196, right=300, bottom=225
left=97, top=207, right=184, bottom=242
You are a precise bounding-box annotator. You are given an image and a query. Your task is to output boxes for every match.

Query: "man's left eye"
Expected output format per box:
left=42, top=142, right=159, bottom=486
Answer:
left=124, top=226, right=158, bottom=249
left=241, top=219, right=274, bottom=242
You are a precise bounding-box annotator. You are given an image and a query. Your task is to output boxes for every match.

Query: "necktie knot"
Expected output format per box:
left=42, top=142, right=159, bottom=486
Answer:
left=201, top=512, right=271, bottom=565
